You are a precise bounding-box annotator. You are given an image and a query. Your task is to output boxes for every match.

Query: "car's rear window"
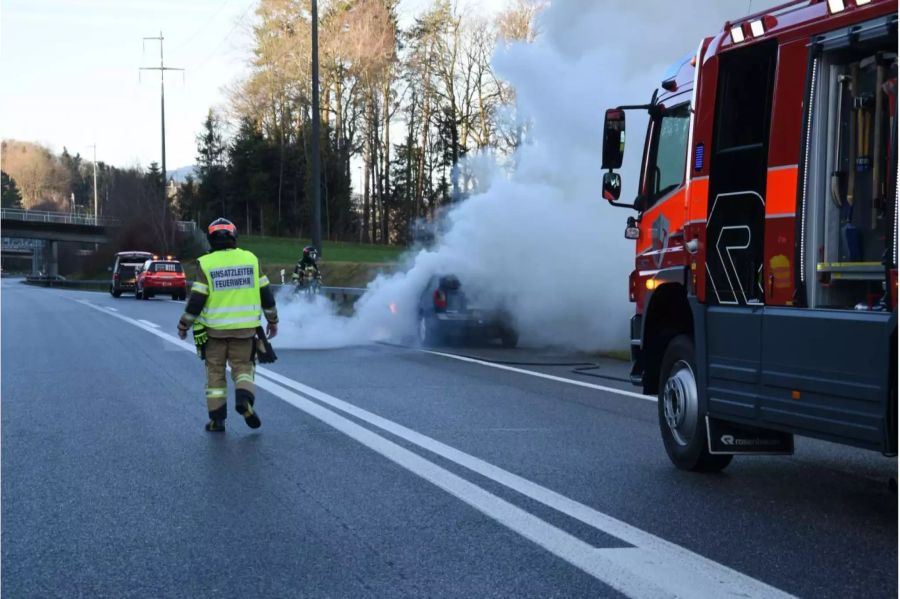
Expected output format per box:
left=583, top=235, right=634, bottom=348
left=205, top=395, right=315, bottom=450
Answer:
left=118, top=255, right=150, bottom=264
left=118, top=265, right=137, bottom=275
left=149, top=262, right=183, bottom=273
left=446, top=291, right=466, bottom=311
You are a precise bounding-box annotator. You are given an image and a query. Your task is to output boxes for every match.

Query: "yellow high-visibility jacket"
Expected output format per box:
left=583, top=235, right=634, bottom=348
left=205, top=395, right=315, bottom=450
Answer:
left=191, top=248, right=270, bottom=330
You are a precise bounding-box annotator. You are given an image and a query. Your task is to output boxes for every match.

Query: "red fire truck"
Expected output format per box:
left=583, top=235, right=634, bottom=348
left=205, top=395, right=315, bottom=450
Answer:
left=601, top=0, right=897, bottom=471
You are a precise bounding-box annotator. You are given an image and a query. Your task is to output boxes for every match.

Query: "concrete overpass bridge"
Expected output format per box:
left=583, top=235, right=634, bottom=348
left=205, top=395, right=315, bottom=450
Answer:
left=1, top=209, right=198, bottom=276
left=1, top=209, right=118, bottom=276
left=2, top=208, right=116, bottom=242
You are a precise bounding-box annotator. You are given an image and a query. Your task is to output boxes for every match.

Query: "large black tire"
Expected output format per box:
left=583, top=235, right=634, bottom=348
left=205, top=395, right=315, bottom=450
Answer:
left=657, top=335, right=732, bottom=472
left=135, top=286, right=142, bottom=300
left=417, top=313, right=442, bottom=347
left=110, top=286, right=121, bottom=298
left=143, top=291, right=152, bottom=300
left=500, top=328, right=518, bottom=349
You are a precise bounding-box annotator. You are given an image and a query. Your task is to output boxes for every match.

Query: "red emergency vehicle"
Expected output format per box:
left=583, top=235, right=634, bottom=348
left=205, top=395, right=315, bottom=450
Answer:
left=602, top=0, right=897, bottom=471
left=134, top=255, right=187, bottom=301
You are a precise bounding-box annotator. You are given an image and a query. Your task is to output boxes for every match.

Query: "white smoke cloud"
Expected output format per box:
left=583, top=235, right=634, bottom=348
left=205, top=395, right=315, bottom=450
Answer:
left=273, top=0, right=782, bottom=352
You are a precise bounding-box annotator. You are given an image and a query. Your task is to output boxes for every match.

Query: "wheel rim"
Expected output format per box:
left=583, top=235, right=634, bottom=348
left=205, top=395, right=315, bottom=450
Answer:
left=662, top=360, right=699, bottom=447
left=418, top=317, right=427, bottom=343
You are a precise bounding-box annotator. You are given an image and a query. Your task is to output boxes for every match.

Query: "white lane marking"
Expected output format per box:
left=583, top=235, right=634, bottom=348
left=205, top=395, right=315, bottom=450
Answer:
left=137, top=319, right=160, bottom=328
left=75, top=299, right=794, bottom=599
left=421, top=349, right=654, bottom=402
left=252, top=376, right=672, bottom=598
left=107, top=307, right=119, bottom=312
left=257, top=366, right=792, bottom=599
left=78, top=300, right=195, bottom=352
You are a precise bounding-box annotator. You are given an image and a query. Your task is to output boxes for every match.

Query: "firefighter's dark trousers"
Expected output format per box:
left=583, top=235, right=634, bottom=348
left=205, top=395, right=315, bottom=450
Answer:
left=204, top=336, right=255, bottom=420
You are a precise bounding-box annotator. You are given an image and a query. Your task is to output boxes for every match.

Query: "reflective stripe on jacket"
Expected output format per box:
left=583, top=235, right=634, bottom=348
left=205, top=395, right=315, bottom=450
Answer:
left=196, top=248, right=267, bottom=330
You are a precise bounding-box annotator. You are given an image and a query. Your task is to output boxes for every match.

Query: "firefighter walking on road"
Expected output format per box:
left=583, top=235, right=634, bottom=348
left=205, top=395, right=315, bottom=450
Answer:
left=177, top=218, right=279, bottom=432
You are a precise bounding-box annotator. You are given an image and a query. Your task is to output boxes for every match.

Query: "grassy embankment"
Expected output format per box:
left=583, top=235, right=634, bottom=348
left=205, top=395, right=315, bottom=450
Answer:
left=68, top=236, right=406, bottom=287
left=223, top=236, right=406, bottom=288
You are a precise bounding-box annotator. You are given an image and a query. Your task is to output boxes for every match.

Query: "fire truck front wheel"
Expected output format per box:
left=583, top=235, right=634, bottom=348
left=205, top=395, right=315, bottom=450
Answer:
left=658, top=335, right=732, bottom=472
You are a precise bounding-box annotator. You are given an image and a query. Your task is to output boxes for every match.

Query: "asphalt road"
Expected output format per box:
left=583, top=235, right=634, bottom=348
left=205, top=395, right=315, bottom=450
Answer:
left=2, top=279, right=896, bottom=598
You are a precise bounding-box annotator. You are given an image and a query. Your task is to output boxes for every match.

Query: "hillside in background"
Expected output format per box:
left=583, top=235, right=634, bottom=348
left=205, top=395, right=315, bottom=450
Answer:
left=166, top=165, right=196, bottom=184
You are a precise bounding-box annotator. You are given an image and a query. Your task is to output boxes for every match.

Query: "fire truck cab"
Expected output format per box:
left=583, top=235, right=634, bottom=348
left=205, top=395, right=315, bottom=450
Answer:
left=602, top=0, right=898, bottom=471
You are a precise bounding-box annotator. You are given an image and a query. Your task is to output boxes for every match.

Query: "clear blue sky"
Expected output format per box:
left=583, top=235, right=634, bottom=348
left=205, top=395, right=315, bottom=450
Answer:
left=0, top=0, right=505, bottom=174
left=1, top=0, right=264, bottom=171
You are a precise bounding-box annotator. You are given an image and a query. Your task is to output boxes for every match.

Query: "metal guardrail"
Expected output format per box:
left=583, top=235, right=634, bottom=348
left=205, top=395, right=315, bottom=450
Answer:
left=270, top=284, right=366, bottom=302
left=2, top=208, right=120, bottom=227
left=24, top=276, right=104, bottom=290
left=319, top=286, right=366, bottom=302
left=23, top=277, right=368, bottom=302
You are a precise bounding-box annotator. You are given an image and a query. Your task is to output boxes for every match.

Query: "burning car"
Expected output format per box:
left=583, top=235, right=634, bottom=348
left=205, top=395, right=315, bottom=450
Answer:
left=416, top=274, right=518, bottom=348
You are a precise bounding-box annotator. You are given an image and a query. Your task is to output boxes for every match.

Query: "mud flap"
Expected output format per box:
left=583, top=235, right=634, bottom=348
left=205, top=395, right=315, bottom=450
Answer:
left=706, top=417, right=794, bottom=455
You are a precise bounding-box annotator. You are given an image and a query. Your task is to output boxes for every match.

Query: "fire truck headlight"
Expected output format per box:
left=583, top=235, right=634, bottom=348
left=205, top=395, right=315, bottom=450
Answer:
left=827, top=0, right=845, bottom=13
left=730, top=26, right=745, bottom=44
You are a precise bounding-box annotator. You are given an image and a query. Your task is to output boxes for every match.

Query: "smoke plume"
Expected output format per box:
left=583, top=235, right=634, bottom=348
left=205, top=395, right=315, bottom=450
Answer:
left=274, top=0, right=779, bottom=352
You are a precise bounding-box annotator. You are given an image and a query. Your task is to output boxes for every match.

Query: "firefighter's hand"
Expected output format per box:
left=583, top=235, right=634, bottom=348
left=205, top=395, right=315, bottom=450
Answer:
left=266, top=321, right=278, bottom=339
left=177, top=325, right=188, bottom=339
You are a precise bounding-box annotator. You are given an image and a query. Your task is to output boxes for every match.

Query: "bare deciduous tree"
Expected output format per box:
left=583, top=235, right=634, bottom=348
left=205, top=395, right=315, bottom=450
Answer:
left=1, top=140, right=71, bottom=209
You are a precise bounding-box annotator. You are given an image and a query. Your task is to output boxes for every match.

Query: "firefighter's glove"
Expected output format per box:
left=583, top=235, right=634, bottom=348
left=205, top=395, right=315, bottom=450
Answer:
left=192, top=326, right=208, bottom=360
left=254, top=326, right=278, bottom=364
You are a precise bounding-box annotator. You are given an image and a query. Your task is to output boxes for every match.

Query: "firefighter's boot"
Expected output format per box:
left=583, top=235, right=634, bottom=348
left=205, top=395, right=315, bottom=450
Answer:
left=236, top=389, right=261, bottom=429
left=205, top=402, right=227, bottom=433
left=205, top=419, right=226, bottom=433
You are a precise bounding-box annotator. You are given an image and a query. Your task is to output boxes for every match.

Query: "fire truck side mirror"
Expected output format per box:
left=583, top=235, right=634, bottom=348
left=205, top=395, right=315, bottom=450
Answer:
left=602, top=172, right=622, bottom=203
left=601, top=108, right=626, bottom=170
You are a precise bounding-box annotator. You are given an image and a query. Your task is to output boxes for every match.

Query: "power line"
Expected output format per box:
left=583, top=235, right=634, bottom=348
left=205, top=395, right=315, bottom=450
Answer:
left=140, top=32, right=184, bottom=246
left=193, top=0, right=257, bottom=71
left=173, top=0, right=238, bottom=54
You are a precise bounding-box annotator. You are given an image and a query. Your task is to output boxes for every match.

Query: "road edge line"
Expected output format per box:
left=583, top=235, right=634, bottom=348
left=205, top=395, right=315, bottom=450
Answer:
left=421, top=349, right=654, bottom=402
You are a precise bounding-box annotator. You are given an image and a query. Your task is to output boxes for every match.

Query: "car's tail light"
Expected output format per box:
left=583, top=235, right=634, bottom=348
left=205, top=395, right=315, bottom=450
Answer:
left=113, top=273, right=119, bottom=280
left=433, top=289, right=447, bottom=311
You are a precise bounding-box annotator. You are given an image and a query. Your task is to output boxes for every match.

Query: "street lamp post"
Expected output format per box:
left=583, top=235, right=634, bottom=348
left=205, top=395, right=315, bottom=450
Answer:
left=90, top=144, right=98, bottom=222
left=311, top=0, right=322, bottom=253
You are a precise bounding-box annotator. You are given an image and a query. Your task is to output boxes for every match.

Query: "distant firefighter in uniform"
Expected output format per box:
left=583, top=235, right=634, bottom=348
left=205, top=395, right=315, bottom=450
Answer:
left=292, top=245, right=321, bottom=284
left=177, top=218, right=279, bottom=432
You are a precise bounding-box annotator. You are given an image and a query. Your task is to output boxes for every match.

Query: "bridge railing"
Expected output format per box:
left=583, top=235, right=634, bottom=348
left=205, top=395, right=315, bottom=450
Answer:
left=2, top=209, right=198, bottom=235
left=0, top=208, right=120, bottom=227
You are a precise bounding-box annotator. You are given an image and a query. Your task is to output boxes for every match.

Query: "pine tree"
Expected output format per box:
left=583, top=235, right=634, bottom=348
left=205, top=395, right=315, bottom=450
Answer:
left=196, top=110, right=228, bottom=222
left=1, top=171, right=23, bottom=208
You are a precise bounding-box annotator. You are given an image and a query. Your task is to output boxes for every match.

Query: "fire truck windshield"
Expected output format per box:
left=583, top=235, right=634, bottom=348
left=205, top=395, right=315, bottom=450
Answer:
left=643, top=103, right=690, bottom=207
